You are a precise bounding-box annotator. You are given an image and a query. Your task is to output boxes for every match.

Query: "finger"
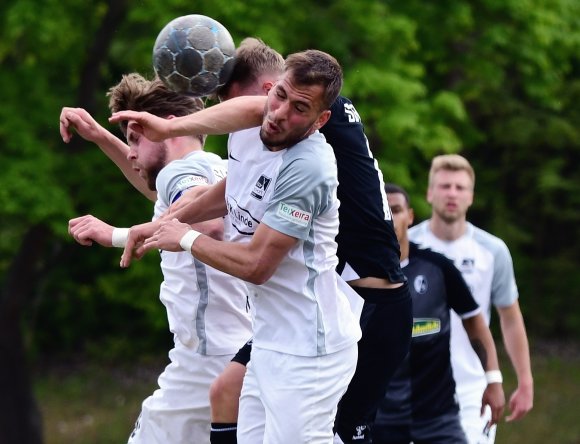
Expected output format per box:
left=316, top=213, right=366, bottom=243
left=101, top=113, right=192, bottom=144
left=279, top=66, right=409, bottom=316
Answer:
left=120, top=245, right=133, bottom=268
left=109, top=110, right=138, bottom=124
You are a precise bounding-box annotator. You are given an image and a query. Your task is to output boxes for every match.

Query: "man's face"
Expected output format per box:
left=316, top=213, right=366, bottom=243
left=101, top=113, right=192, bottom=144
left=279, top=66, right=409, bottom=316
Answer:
left=126, top=121, right=168, bottom=191
left=386, top=192, right=414, bottom=245
left=427, top=169, right=474, bottom=224
left=259, top=72, right=330, bottom=150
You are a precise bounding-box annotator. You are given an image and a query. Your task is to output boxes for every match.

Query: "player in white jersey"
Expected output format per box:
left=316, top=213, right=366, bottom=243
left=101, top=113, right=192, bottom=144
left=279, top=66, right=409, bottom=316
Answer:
left=61, top=74, right=252, bottom=443
left=112, top=50, right=362, bottom=444
left=408, top=154, right=533, bottom=444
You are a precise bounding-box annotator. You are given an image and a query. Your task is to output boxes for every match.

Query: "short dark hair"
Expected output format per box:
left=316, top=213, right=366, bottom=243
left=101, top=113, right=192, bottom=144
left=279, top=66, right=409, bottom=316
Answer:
left=384, top=183, right=410, bottom=207
left=107, top=73, right=205, bottom=144
left=284, top=49, right=343, bottom=110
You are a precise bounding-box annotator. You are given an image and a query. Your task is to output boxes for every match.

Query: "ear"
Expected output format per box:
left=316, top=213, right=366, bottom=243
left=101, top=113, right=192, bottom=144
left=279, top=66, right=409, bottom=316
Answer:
left=426, top=187, right=433, bottom=204
left=313, top=109, right=331, bottom=131
left=262, top=81, right=274, bottom=94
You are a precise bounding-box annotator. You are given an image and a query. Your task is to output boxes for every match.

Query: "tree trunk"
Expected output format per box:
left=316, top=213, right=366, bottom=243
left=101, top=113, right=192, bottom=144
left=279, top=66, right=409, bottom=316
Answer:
left=0, top=224, right=50, bottom=444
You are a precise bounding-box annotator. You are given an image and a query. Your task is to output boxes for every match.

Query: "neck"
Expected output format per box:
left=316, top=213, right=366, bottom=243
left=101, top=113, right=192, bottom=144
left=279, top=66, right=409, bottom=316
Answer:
left=399, top=238, right=409, bottom=262
left=167, top=138, right=203, bottom=162
left=428, top=215, right=467, bottom=241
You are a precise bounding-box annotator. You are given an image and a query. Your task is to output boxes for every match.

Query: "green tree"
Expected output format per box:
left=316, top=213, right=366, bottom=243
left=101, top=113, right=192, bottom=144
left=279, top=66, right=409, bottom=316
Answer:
left=1, top=0, right=579, bottom=440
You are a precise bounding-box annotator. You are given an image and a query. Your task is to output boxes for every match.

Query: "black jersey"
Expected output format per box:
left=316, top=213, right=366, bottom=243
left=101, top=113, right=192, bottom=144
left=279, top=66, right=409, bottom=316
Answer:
left=374, top=243, right=479, bottom=433
left=320, top=97, right=405, bottom=284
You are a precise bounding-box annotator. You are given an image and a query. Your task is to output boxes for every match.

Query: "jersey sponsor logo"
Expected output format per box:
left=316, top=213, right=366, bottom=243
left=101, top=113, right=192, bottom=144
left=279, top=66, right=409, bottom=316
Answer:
left=175, top=175, right=208, bottom=191
left=277, top=202, right=311, bottom=227
left=412, top=318, right=441, bottom=337
left=226, top=197, right=260, bottom=235
left=344, top=103, right=361, bottom=123
left=250, top=174, right=272, bottom=200
left=460, top=257, right=475, bottom=273
left=413, top=274, right=428, bottom=294
left=352, top=424, right=368, bottom=440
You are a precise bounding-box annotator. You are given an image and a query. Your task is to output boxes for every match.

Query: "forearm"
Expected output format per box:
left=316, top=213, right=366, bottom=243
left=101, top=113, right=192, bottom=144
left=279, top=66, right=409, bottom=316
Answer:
left=96, top=129, right=156, bottom=201
left=169, top=96, right=265, bottom=137
left=188, top=235, right=268, bottom=284
left=499, top=305, right=533, bottom=387
left=463, top=315, right=500, bottom=371
left=168, top=180, right=228, bottom=224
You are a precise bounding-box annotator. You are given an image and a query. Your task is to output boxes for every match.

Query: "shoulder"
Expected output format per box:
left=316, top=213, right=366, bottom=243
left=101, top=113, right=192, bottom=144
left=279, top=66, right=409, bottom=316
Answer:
left=408, top=220, right=429, bottom=239
left=284, top=132, right=335, bottom=172
left=411, top=242, right=455, bottom=270
left=470, top=224, right=513, bottom=258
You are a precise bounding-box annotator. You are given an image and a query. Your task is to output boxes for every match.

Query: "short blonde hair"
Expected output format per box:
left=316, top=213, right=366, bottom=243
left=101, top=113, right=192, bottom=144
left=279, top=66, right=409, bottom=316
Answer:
left=428, top=154, right=475, bottom=188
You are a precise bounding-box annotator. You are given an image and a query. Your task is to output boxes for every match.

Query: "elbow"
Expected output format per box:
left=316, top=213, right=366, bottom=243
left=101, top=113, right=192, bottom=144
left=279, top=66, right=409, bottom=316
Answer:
left=242, top=260, right=275, bottom=285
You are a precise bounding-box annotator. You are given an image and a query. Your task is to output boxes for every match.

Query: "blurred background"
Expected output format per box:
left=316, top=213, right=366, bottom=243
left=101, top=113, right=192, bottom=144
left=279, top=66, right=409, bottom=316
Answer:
left=1, top=0, right=579, bottom=442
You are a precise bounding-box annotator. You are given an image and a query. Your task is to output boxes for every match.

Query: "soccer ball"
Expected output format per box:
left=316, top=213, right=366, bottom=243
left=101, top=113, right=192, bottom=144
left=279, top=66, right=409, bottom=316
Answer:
left=152, top=14, right=235, bottom=97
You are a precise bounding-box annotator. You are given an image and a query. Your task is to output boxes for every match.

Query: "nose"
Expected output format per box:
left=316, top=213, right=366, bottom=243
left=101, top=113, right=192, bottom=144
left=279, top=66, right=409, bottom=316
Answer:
left=127, top=147, right=137, bottom=161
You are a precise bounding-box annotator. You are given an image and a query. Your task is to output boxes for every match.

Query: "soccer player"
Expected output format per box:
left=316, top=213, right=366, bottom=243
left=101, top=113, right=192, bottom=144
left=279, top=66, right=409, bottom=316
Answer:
left=61, top=74, right=252, bottom=443
left=112, top=49, right=362, bottom=444
left=372, top=183, right=505, bottom=444
left=113, top=41, right=412, bottom=444
left=409, top=154, right=534, bottom=443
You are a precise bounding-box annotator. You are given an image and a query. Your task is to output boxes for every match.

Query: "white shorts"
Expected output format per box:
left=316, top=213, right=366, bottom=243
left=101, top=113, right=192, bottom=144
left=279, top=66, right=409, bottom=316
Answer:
left=127, top=340, right=234, bottom=444
left=457, top=387, right=497, bottom=444
left=237, top=344, right=358, bottom=444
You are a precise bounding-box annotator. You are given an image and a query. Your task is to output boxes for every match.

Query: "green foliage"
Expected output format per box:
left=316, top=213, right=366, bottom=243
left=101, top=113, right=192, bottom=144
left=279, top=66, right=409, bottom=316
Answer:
left=1, top=0, right=579, bottom=369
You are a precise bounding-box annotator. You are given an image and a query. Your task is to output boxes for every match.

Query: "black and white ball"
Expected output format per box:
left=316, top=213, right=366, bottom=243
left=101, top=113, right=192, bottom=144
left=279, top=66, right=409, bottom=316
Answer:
left=152, top=14, right=235, bottom=96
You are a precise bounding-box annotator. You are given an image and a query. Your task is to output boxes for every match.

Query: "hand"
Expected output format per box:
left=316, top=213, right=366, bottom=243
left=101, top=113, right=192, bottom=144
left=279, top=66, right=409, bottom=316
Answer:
left=481, top=383, right=506, bottom=427
left=59, top=107, right=105, bottom=144
left=68, top=215, right=115, bottom=247
left=141, top=218, right=193, bottom=253
left=505, top=383, right=533, bottom=422
left=120, top=220, right=161, bottom=268
left=109, top=110, right=171, bottom=142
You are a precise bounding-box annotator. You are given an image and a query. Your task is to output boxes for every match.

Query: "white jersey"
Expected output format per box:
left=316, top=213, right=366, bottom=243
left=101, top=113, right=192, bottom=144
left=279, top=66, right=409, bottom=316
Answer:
left=153, top=150, right=252, bottom=355
left=408, top=220, right=518, bottom=395
left=225, top=128, right=362, bottom=357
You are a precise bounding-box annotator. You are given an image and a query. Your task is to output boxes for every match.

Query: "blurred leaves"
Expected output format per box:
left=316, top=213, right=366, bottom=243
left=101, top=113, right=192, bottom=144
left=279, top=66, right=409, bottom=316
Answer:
left=0, top=0, right=579, bottom=363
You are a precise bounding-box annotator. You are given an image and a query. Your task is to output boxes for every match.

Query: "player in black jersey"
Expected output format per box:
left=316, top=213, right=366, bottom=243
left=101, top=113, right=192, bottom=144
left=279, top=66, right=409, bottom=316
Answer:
left=324, top=98, right=412, bottom=444
left=372, top=184, right=505, bottom=444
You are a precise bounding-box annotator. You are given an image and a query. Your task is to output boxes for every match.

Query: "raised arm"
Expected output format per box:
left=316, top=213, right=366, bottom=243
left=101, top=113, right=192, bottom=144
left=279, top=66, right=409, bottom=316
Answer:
left=462, top=315, right=506, bottom=425
left=60, top=107, right=156, bottom=201
left=109, top=95, right=266, bottom=142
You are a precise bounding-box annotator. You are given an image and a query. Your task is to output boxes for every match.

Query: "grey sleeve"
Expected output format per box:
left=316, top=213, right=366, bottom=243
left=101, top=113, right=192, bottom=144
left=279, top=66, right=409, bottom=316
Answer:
left=261, top=155, right=335, bottom=240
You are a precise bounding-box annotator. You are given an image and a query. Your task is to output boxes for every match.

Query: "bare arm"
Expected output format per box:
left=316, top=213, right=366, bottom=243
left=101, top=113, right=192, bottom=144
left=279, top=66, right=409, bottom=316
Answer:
left=497, top=301, right=534, bottom=421
left=59, top=107, right=156, bottom=201
left=108, top=96, right=266, bottom=142
left=140, top=218, right=297, bottom=285
left=120, top=179, right=228, bottom=267
left=168, top=178, right=228, bottom=224
left=462, top=314, right=506, bottom=425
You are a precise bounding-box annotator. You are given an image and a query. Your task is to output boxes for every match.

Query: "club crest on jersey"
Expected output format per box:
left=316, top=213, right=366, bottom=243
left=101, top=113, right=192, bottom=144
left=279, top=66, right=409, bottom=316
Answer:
left=413, top=275, right=428, bottom=294
left=460, top=258, right=475, bottom=274
left=175, top=175, right=208, bottom=191
left=250, top=174, right=272, bottom=200
left=412, top=318, right=441, bottom=337
left=277, top=202, right=311, bottom=227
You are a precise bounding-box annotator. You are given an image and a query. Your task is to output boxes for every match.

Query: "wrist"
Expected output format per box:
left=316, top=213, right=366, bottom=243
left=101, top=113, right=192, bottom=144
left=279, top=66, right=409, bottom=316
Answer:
left=485, top=370, right=503, bottom=384
left=179, top=229, right=202, bottom=252
left=112, top=228, right=129, bottom=247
